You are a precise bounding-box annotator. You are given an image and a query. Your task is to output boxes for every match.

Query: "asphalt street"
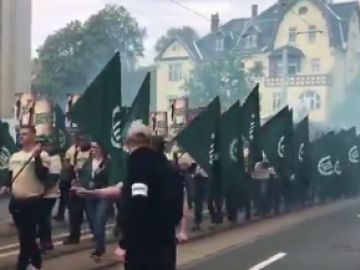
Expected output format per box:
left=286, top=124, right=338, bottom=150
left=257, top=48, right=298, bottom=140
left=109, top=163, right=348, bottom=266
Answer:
left=182, top=200, right=360, bottom=270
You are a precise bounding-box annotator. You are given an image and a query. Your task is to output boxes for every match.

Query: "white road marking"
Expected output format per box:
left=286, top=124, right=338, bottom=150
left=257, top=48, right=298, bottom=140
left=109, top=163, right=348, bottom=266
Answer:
left=0, top=223, right=114, bottom=253
left=357, top=214, right=360, bottom=218
left=248, top=252, right=287, bottom=270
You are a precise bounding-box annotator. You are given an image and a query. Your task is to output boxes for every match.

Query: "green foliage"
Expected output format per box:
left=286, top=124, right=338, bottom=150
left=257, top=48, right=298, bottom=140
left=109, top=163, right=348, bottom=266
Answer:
left=155, top=26, right=199, bottom=55
left=183, top=54, right=251, bottom=108
left=33, top=4, right=146, bottom=98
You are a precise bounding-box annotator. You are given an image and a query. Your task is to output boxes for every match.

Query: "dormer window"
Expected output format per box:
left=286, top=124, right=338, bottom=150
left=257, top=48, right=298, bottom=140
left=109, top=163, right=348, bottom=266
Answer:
left=215, top=37, right=225, bottom=51
left=245, top=34, right=257, bottom=49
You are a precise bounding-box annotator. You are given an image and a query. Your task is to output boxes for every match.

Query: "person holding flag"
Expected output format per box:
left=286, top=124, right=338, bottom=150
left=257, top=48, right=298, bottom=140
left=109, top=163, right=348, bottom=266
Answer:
left=1, top=125, right=50, bottom=270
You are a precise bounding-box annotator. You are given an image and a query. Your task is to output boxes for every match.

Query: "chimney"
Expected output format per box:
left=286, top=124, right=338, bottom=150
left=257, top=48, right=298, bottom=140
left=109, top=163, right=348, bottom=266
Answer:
left=211, top=13, right=219, bottom=33
left=252, top=4, right=258, bottom=17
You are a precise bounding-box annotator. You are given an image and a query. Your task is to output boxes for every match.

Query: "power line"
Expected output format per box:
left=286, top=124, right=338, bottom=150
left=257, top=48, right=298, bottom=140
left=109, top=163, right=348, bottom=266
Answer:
left=167, top=0, right=210, bottom=22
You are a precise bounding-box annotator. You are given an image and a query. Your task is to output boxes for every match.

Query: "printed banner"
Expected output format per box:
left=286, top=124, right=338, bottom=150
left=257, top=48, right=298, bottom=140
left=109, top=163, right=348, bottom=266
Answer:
left=151, top=112, right=168, bottom=136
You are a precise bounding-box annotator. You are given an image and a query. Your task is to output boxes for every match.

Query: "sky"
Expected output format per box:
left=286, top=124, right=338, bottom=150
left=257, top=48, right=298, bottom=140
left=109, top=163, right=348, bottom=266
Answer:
left=32, top=0, right=275, bottom=64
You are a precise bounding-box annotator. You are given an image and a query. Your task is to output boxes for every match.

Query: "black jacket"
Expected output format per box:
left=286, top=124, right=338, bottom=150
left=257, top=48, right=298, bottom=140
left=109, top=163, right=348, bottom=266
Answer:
left=119, top=147, right=176, bottom=251
left=78, top=158, right=109, bottom=189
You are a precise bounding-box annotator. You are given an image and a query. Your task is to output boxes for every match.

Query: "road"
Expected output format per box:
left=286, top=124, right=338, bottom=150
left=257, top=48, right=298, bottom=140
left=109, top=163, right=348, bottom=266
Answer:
left=0, top=198, right=359, bottom=269
left=183, top=199, right=360, bottom=270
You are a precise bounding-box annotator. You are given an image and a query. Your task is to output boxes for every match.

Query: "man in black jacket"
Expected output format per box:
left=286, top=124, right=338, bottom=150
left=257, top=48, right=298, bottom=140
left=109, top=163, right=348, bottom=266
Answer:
left=119, top=121, right=177, bottom=270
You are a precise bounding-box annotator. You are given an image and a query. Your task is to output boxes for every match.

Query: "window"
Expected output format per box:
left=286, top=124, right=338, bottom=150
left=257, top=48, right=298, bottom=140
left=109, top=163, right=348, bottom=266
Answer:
left=298, top=6, right=308, bottom=15
left=299, top=90, right=321, bottom=110
left=288, top=57, right=301, bottom=75
left=289, top=27, right=297, bottom=44
left=215, top=37, right=225, bottom=51
left=273, top=92, right=282, bottom=110
left=271, top=57, right=300, bottom=77
left=245, top=34, right=257, bottom=48
left=172, top=44, right=178, bottom=51
left=308, top=25, right=317, bottom=43
left=311, top=58, right=320, bottom=73
left=169, top=64, right=183, bottom=81
left=253, top=61, right=264, bottom=76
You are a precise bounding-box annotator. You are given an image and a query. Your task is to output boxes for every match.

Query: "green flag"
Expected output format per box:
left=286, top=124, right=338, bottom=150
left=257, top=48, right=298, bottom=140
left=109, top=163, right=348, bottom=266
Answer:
left=294, top=116, right=310, bottom=186
left=176, top=97, right=220, bottom=177
left=0, top=122, right=17, bottom=186
left=53, top=104, right=70, bottom=153
left=125, top=73, right=150, bottom=126
left=220, top=101, right=244, bottom=193
left=240, top=85, right=261, bottom=164
left=72, top=52, right=122, bottom=148
left=71, top=52, right=123, bottom=183
left=310, top=132, right=336, bottom=199
left=116, top=73, right=151, bottom=183
left=261, top=106, right=293, bottom=178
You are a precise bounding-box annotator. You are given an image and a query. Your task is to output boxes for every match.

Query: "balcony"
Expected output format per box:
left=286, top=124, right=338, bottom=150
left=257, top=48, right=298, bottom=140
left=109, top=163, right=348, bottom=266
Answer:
left=264, top=74, right=333, bottom=88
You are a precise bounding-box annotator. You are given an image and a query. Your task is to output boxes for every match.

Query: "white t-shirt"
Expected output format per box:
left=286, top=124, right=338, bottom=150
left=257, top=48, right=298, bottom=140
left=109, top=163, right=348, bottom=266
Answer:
left=9, top=150, right=50, bottom=198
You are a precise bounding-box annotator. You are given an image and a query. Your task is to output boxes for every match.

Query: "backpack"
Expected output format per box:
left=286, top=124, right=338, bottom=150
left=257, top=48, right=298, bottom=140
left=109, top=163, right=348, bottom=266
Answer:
left=159, top=157, right=185, bottom=227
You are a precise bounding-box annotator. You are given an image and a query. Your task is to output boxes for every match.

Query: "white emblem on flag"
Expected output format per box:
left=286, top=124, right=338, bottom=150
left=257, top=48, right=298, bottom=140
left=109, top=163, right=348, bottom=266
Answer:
left=0, top=147, right=10, bottom=170
left=209, top=133, right=216, bottom=165
left=229, top=138, right=239, bottom=162
left=278, top=136, right=285, bottom=158
left=317, top=155, right=334, bottom=176
left=131, top=183, right=148, bottom=197
left=249, top=114, right=255, bottom=141
left=111, top=106, right=123, bottom=149
left=298, top=143, right=304, bottom=162
left=334, top=160, right=342, bottom=175
left=348, top=145, right=359, bottom=163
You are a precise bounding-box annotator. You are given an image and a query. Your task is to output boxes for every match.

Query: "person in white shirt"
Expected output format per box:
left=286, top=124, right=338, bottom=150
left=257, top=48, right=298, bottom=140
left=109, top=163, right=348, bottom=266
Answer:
left=1, top=125, right=50, bottom=270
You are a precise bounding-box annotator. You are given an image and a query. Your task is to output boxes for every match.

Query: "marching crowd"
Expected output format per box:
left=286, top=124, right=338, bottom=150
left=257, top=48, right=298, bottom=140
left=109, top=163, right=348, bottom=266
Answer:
left=1, top=120, right=352, bottom=270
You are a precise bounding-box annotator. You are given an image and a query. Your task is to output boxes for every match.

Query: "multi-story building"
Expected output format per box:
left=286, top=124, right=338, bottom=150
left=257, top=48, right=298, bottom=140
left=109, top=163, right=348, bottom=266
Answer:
left=155, top=0, right=360, bottom=123
left=0, top=0, right=32, bottom=119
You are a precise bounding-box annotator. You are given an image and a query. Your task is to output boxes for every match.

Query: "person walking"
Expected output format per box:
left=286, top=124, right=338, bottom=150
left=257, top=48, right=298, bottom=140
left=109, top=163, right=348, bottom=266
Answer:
left=1, top=125, right=50, bottom=270
left=38, top=139, right=62, bottom=252
left=79, top=142, right=110, bottom=260
left=53, top=133, right=78, bottom=221
left=63, top=135, right=91, bottom=245
left=77, top=122, right=182, bottom=270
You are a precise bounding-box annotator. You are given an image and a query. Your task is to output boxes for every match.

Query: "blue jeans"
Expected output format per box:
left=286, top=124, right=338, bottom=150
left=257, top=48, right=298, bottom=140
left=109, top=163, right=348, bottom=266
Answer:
left=85, top=198, right=110, bottom=253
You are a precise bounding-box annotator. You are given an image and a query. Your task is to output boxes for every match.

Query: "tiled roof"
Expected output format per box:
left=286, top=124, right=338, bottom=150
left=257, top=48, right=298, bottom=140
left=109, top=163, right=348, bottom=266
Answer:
left=192, top=0, right=359, bottom=60
left=155, top=36, right=200, bottom=61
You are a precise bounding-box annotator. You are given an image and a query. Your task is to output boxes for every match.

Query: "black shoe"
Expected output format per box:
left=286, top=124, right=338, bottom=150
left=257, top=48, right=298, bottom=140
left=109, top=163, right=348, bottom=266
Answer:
left=90, top=251, right=104, bottom=262
left=63, top=238, right=79, bottom=245
left=40, top=242, right=54, bottom=252
left=191, top=224, right=201, bottom=231
left=53, top=216, right=64, bottom=222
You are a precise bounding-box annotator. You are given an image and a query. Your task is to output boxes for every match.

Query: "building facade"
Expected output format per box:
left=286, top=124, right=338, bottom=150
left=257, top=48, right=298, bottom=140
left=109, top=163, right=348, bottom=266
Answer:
left=0, top=0, right=32, bottom=119
left=155, top=0, right=360, bottom=123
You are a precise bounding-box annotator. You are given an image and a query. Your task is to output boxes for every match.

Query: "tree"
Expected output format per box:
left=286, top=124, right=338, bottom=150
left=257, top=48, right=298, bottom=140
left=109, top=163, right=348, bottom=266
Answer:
left=155, top=26, right=199, bottom=55
left=183, top=53, right=251, bottom=109
left=33, top=4, right=146, bottom=98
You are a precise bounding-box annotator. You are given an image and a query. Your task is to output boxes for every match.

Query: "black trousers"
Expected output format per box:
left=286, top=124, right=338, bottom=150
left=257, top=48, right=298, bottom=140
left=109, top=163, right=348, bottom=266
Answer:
left=55, top=182, right=70, bottom=219
left=67, top=195, right=90, bottom=241
left=194, top=178, right=208, bottom=226
left=38, top=198, right=56, bottom=246
left=125, top=245, right=176, bottom=270
left=9, top=197, right=42, bottom=270
left=208, top=195, right=223, bottom=224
